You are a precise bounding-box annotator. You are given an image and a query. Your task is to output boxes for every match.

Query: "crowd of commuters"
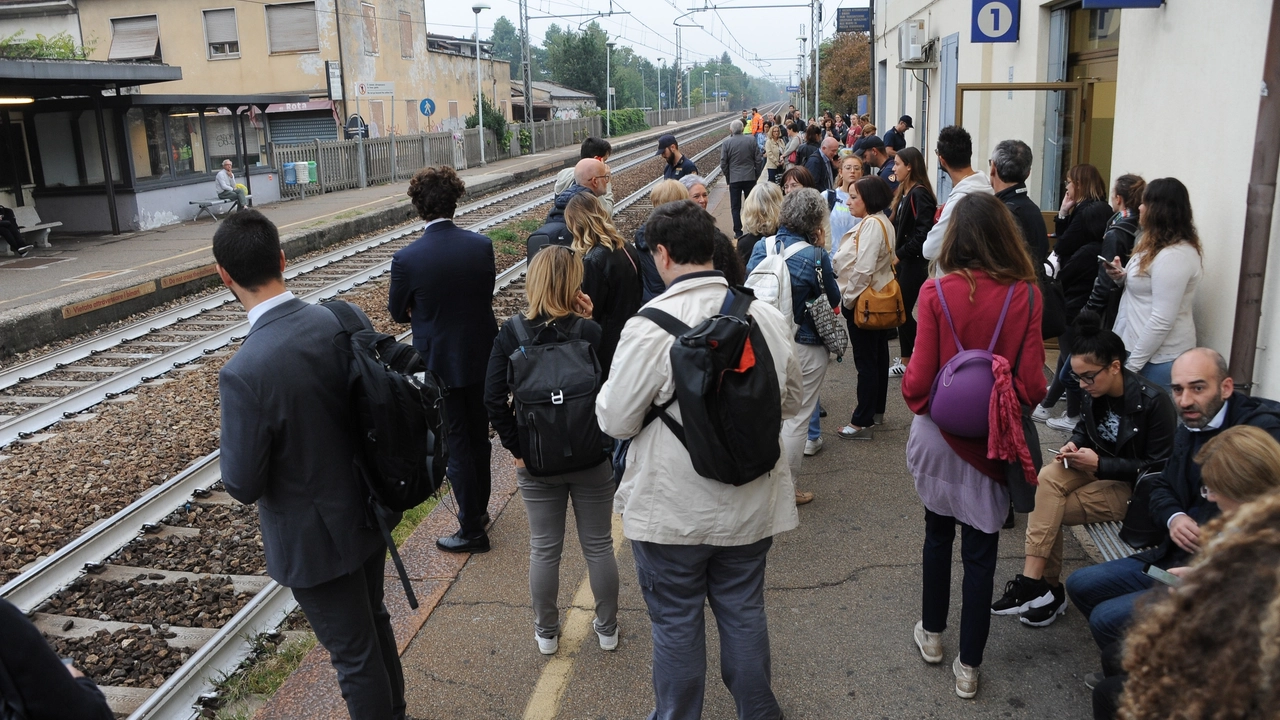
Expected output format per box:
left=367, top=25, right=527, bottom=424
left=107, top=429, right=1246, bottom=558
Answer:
left=11, top=107, right=1276, bottom=720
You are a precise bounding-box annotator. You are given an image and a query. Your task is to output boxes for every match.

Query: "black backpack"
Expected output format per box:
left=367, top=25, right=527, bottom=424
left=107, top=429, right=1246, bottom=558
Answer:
left=325, top=301, right=448, bottom=609
left=638, top=288, right=783, bottom=486
left=526, top=220, right=571, bottom=259
left=508, top=316, right=608, bottom=476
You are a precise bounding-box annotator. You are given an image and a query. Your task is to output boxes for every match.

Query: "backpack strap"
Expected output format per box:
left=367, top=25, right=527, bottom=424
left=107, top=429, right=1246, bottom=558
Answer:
left=933, top=280, right=966, bottom=354
left=722, top=287, right=754, bottom=318
left=324, top=300, right=367, bottom=336
left=780, top=240, right=809, bottom=261
left=512, top=315, right=533, bottom=345
left=986, top=283, right=1019, bottom=353
left=637, top=307, right=692, bottom=337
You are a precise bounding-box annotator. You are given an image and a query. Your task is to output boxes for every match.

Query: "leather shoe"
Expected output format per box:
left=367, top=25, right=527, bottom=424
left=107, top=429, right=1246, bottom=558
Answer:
left=436, top=531, right=490, bottom=554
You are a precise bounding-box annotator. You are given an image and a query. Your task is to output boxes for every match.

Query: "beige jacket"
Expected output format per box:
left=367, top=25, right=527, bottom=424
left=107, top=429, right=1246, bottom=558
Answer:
left=596, top=273, right=804, bottom=546
left=834, top=212, right=897, bottom=308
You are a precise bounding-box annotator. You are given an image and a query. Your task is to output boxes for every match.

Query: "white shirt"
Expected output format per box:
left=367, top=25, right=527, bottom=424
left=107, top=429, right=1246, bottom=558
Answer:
left=423, top=217, right=450, bottom=232
left=922, top=171, right=994, bottom=270
left=247, top=291, right=296, bottom=329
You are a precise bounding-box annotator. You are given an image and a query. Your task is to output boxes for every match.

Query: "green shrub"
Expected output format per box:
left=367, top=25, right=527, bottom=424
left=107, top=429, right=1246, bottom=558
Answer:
left=465, top=94, right=511, bottom=151
left=586, top=108, right=648, bottom=136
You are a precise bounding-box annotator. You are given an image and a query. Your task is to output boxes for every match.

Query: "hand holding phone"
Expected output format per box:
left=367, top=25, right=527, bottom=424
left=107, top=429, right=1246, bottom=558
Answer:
left=1144, top=563, right=1182, bottom=588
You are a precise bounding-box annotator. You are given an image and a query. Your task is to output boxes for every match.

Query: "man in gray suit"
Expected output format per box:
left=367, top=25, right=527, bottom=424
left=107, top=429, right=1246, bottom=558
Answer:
left=214, top=211, right=406, bottom=720
left=720, top=119, right=763, bottom=238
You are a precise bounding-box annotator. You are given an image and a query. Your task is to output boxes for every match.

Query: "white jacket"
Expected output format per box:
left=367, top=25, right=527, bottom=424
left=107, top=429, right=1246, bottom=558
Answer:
left=922, top=171, right=994, bottom=270
left=596, top=273, right=804, bottom=546
left=1113, top=242, right=1202, bottom=371
left=835, top=211, right=896, bottom=306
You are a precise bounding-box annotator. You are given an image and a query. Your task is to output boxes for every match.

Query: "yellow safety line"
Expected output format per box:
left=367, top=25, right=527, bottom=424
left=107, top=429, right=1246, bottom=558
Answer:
left=277, top=193, right=403, bottom=229
left=521, top=513, right=626, bottom=720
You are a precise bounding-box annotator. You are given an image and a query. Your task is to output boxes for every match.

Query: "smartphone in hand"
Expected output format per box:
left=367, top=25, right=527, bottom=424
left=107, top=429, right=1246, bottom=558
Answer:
left=1144, top=563, right=1182, bottom=588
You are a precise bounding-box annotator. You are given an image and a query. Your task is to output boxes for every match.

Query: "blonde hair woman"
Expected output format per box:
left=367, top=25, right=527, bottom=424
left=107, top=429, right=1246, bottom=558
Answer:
left=737, top=181, right=783, bottom=267
left=764, top=125, right=785, bottom=183
left=483, top=245, right=620, bottom=657
left=636, top=180, right=691, bottom=302
left=564, top=192, right=642, bottom=375
left=649, top=178, right=690, bottom=207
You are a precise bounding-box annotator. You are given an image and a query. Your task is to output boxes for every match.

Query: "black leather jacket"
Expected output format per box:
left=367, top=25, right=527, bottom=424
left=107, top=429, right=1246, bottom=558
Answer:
left=1067, top=370, right=1177, bottom=482
left=1085, top=211, right=1140, bottom=328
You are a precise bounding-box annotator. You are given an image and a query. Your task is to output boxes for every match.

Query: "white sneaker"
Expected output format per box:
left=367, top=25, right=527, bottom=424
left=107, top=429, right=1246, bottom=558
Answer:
left=888, top=359, right=906, bottom=377
left=804, top=437, right=824, bottom=456
left=1031, top=405, right=1053, bottom=423
left=953, top=656, right=980, bottom=699
left=536, top=634, right=558, bottom=655
left=597, top=626, right=619, bottom=651
left=1046, top=415, right=1080, bottom=432
left=913, top=621, right=943, bottom=664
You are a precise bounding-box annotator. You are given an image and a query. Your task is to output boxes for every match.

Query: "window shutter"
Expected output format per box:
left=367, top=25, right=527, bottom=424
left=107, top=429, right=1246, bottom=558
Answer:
left=362, top=3, right=379, bottom=55
left=266, top=2, right=319, bottom=53
left=399, top=11, right=412, bottom=58
left=108, top=15, right=160, bottom=60
left=204, top=9, right=238, bottom=45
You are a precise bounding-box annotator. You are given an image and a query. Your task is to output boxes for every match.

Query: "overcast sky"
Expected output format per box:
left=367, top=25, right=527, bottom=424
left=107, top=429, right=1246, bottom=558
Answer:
left=426, top=0, right=870, bottom=84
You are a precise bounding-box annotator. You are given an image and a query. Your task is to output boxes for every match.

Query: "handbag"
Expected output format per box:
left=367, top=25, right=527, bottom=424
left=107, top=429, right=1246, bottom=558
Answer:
left=1003, top=282, right=1042, bottom=513
left=805, top=252, right=848, bottom=360
left=1119, top=461, right=1167, bottom=548
left=852, top=215, right=906, bottom=330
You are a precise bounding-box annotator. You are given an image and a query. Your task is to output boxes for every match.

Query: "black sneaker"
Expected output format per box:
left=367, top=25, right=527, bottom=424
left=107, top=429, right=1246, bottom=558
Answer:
left=1084, top=671, right=1105, bottom=690
left=16, top=244, right=32, bottom=257
left=1020, top=583, right=1067, bottom=627
left=991, top=574, right=1053, bottom=615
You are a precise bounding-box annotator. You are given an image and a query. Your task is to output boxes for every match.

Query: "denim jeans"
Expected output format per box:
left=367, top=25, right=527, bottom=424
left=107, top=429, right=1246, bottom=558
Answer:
left=1138, top=361, right=1173, bottom=392
left=1064, top=557, right=1155, bottom=649
left=921, top=509, right=999, bottom=667
left=631, top=537, right=782, bottom=720
left=518, top=461, right=619, bottom=639
left=808, top=402, right=822, bottom=441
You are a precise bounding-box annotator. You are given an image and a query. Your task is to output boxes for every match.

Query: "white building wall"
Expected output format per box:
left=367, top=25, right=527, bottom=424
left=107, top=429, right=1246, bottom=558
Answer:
left=873, top=0, right=1279, bottom=394
left=0, top=10, right=82, bottom=44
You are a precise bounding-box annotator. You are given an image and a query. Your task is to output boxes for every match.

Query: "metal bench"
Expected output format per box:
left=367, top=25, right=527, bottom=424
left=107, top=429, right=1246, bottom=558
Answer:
left=14, top=206, right=61, bottom=248
left=1082, top=521, right=1155, bottom=563
left=190, top=196, right=251, bottom=222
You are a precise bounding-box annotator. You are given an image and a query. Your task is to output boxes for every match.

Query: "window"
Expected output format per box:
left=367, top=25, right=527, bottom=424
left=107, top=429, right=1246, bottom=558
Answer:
left=399, top=11, right=413, bottom=58
left=108, top=15, right=161, bottom=62
left=266, top=2, right=318, bottom=54
left=203, top=8, right=239, bottom=59
left=405, top=100, right=418, bottom=133
left=362, top=3, right=378, bottom=55
left=125, top=108, right=170, bottom=180
left=167, top=108, right=206, bottom=178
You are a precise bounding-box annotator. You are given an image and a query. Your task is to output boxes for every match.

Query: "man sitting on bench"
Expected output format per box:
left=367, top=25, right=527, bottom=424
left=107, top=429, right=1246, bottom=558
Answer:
left=0, top=204, right=32, bottom=256
left=216, top=159, right=247, bottom=211
left=991, top=311, right=1177, bottom=627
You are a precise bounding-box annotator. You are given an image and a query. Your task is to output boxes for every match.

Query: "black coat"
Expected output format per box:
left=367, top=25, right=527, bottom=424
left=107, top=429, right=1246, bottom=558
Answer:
left=632, top=225, right=667, bottom=303
left=1059, top=241, right=1102, bottom=323
left=737, top=231, right=765, bottom=269
left=996, top=184, right=1049, bottom=267
left=1139, top=393, right=1280, bottom=567
left=1086, top=211, right=1140, bottom=328
left=803, top=151, right=834, bottom=192
left=1052, top=198, right=1111, bottom=262
left=892, top=184, right=936, bottom=263
left=1066, top=371, right=1177, bottom=482
left=581, top=242, right=643, bottom=376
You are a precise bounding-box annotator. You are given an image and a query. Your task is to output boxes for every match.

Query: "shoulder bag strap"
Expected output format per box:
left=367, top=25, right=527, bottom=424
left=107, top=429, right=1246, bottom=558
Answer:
left=933, top=280, right=966, bottom=354
left=871, top=214, right=897, bottom=278
left=986, top=283, right=1019, bottom=353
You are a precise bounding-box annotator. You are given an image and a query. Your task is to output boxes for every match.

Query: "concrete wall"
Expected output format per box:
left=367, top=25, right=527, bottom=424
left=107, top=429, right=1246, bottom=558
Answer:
left=132, top=169, right=282, bottom=229
left=35, top=191, right=139, bottom=232
left=874, top=0, right=1280, bottom=392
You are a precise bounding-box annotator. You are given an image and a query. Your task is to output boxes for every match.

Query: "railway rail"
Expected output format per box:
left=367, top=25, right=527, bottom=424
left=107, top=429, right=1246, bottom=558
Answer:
left=0, top=104, right=780, bottom=720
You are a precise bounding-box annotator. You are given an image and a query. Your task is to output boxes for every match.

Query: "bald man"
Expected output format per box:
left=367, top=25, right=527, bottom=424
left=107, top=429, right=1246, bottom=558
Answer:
left=804, top=137, right=839, bottom=192
left=529, top=158, right=613, bottom=257
left=1065, top=347, right=1280, bottom=650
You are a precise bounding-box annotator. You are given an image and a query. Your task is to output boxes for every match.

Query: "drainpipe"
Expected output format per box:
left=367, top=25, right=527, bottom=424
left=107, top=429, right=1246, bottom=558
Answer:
left=1228, top=0, right=1280, bottom=394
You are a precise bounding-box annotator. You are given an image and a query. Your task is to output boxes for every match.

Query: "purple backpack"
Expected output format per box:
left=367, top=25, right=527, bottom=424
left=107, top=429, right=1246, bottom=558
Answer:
left=928, top=282, right=1018, bottom=438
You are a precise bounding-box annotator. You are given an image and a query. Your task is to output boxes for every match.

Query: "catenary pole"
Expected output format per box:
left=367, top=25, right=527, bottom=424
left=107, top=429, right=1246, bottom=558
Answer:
left=473, top=3, right=489, bottom=166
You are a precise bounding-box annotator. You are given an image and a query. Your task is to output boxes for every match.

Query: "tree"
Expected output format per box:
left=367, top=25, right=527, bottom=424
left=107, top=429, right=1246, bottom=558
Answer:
left=544, top=22, right=608, bottom=106
left=489, top=17, right=521, bottom=79
left=818, top=32, right=871, bottom=115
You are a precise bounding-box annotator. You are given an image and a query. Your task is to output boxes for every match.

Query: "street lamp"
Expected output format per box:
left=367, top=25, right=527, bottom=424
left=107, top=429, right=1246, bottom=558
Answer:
left=659, top=59, right=665, bottom=125
left=605, top=40, right=615, bottom=137
left=473, top=2, right=489, bottom=166
left=714, top=72, right=719, bottom=113
left=702, top=70, right=708, bottom=115
left=797, top=35, right=807, bottom=119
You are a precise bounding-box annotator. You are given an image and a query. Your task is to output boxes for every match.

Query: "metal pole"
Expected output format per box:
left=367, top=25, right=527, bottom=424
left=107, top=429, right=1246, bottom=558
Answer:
left=813, top=0, right=820, bottom=118
left=868, top=2, right=876, bottom=125
left=92, top=95, right=119, bottom=235
left=474, top=7, right=486, bottom=166
left=703, top=72, right=707, bottom=115
left=1229, top=0, right=1280, bottom=393
left=659, top=61, right=663, bottom=125
left=520, top=0, right=534, bottom=152
left=606, top=40, right=612, bottom=136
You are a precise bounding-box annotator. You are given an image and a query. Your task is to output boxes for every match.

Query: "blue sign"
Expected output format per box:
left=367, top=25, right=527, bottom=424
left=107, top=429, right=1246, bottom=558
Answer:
left=719, top=91, right=728, bottom=97
left=786, top=85, right=800, bottom=93
left=660, top=92, right=666, bottom=98
left=836, top=7, right=872, bottom=33
left=1082, top=0, right=1161, bottom=7
left=971, top=0, right=1019, bottom=43
left=419, top=98, right=436, bottom=117
left=857, top=95, right=867, bottom=115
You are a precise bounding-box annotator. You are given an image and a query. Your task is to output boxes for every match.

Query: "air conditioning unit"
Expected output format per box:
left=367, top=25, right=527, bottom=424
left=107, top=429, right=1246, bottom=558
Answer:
left=899, top=19, right=926, bottom=63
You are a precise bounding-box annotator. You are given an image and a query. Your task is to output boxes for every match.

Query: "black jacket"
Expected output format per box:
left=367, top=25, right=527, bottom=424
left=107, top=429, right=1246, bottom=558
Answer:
left=1067, top=371, right=1177, bottom=482
left=893, top=184, right=937, bottom=263
left=803, top=151, right=834, bottom=192
left=794, top=140, right=820, bottom=168
left=483, top=315, right=603, bottom=460
left=632, top=225, right=667, bottom=303
left=581, top=242, right=643, bottom=376
left=1059, top=240, right=1102, bottom=323
left=528, top=184, right=594, bottom=258
left=1139, top=393, right=1280, bottom=567
left=1052, top=197, right=1111, bottom=262
left=1085, top=211, right=1140, bottom=328
left=996, top=184, right=1049, bottom=267
left=0, top=599, right=113, bottom=720
left=737, top=231, right=764, bottom=269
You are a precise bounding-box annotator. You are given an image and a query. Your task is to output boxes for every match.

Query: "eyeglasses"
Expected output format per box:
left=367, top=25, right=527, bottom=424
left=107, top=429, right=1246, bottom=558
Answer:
left=1068, top=368, right=1104, bottom=386
left=592, top=174, right=611, bottom=181
left=1200, top=485, right=1217, bottom=499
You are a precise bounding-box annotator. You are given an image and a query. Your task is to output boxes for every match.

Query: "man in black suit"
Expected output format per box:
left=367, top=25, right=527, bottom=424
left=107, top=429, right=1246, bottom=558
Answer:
left=215, top=211, right=405, bottom=720
left=390, top=166, right=499, bottom=553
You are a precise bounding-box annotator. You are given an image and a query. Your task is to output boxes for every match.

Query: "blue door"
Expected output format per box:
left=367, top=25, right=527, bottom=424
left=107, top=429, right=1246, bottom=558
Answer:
left=937, top=33, right=959, bottom=204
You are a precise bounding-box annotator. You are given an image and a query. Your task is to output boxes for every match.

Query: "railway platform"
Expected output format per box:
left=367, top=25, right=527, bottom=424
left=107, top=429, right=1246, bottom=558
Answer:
left=253, top=184, right=1103, bottom=720
left=0, top=116, right=717, bottom=358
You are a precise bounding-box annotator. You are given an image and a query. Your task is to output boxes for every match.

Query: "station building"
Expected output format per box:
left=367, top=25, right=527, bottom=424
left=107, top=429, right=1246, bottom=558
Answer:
left=872, top=0, right=1280, bottom=393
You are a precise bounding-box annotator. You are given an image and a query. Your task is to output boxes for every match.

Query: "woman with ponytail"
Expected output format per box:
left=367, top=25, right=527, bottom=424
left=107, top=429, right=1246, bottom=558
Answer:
left=991, top=309, right=1177, bottom=627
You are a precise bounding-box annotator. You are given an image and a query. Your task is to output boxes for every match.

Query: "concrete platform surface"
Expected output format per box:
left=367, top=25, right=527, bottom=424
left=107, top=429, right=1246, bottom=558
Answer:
left=253, top=179, right=1101, bottom=720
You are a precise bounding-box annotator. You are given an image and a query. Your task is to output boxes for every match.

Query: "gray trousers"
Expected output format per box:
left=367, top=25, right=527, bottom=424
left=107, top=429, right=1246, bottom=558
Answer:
left=218, top=187, right=247, bottom=209
left=517, top=460, right=619, bottom=639
left=631, top=536, right=782, bottom=720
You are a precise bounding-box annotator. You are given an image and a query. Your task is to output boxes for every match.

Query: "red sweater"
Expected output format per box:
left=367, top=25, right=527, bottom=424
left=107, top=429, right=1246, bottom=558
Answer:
left=902, top=271, right=1048, bottom=479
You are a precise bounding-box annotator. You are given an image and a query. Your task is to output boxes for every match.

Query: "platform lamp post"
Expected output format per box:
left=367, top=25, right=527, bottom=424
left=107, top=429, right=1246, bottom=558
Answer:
left=473, top=2, right=489, bottom=166
left=703, top=70, right=708, bottom=115
left=714, top=72, right=719, bottom=113
left=605, top=40, right=615, bottom=136
left=659, top=59, right=664, bottom=125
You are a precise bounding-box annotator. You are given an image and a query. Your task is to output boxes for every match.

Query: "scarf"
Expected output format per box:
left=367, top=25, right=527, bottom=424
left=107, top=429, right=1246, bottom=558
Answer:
left=988, top=354, right=1037, bottom=485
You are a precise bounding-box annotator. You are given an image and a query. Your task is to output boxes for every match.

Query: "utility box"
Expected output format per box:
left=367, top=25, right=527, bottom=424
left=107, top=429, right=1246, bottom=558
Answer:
left=899, top=19, right=927, bottom=62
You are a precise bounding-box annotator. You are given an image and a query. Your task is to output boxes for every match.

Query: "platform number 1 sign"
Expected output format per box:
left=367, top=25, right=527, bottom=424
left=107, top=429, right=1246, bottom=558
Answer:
left=972, top=0, right=1019, bottom=43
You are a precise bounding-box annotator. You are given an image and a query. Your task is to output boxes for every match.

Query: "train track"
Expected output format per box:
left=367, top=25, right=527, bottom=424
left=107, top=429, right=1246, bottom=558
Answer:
left=0, top=110, right=744, bottom=450
left=0, top=105, right=780, bottom=720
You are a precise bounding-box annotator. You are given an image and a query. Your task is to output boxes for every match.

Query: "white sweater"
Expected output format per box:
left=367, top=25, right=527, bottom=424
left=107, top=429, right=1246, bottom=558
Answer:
left=1113, top=242, right=1202, bottom=371
left=922, top=171, right=994, bottom=271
